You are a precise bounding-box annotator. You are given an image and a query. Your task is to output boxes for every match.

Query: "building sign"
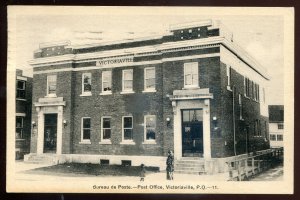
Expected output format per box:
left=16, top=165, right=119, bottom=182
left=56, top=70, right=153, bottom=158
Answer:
left=96, top=57, right=133, bottom=67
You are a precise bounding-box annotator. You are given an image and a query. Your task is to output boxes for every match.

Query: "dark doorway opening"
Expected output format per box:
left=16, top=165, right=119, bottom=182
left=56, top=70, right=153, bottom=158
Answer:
left=44, top=114, right=57, bottom=153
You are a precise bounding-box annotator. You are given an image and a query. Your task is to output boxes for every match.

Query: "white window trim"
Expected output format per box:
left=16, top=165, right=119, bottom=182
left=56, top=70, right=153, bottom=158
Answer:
left=46, top=75, right=57, bottom=98
left=100, top=71, right=112, bottom=95
left=120, top=116, right=135, bottom=145
left=142, top=115, right=157, bottom=144
left=16, top=117, right=24, bottom=139
left=81, top=73, right=92, bottom=96
left=143, top=67, right=156, bottom=93
left=99, top=116, right=112, bottom=144
left=122, top=69, right=134, bottom=93
left=226, top=65, right=232, bottom=91
left=183, top=62, right=199, bottom=89
left=80, top=117, right=91, bottom=144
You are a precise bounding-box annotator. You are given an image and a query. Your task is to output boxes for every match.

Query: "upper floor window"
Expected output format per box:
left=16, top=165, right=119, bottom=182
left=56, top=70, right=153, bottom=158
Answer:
left=16, top=80, right=26, bottom=99
left=82, top=73, right=92, bottom=95
left=226, top=65, right=232, bottom=89
left=184, top=62, right=198, bottom=88
left=122, top=69, right=133, bottom=92
left=144, top=67, right=156, bottom=92
left=47, top=75, right=57, bottom=97
left=81, top=117, right=91, bottom=143
left=16, top=116, right=24, bottom=139
left=238, top=94, right=243, bottom=120
left=277, top=135, right=283, bottom=141
left=144, top=115, right=156, bottom=142
left=278, top=124, right=284, bottom=130
left=244, top=77, right=250, bottom=97
left=102, top=71, right=112, bottom=94
left=270, top=134, right=276, bottom=141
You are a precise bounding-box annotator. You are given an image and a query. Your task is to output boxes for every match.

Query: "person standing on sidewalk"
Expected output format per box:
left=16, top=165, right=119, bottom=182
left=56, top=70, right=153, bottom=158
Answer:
left=166, top=150, right=174, bottom=180
left=140, top=164, right=146, bottom=181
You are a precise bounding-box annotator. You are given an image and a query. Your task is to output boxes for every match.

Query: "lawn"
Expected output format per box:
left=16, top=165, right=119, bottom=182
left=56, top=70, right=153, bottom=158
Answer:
left=24, top=163, right=160, bottom=177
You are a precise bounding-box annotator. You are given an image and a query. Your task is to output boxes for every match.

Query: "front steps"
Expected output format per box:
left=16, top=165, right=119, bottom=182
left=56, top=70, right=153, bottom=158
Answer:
left=24, top=153, right=60, bottom=165
left=175, top=157, right=206, bottom=175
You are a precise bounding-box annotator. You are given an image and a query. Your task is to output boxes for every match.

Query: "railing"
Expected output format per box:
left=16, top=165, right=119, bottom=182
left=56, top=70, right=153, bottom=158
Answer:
left=226, top=147, right=283, bottom=181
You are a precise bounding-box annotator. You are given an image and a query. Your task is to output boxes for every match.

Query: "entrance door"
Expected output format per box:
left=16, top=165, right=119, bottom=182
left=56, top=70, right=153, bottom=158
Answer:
left=182, top=109, right=203, bottom=157
left=44, top=114, right=57, bottom=153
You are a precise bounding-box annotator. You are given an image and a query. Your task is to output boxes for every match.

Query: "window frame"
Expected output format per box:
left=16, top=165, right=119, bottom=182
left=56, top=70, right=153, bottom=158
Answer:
left=101, top=71, right=112, bottom=95
left=184, top=62, right=199, bottom=88
left=226, top=65, right=232, bottom=90
left=278, top=123, right=284, bottom=130
left=16, top=80, right=26, bottom=99
left=100, top=116, right=112, bottom=144
left=238, top=94, right=243, bottom=120
left=81, top=73, right=92, bottom=96
left=80, top=117, right=91, bottom=144
left=270, top=134, right=276, bottom=141
left=121, top=69, right=134, bottom=93
left=277, top=134, right=283, bottom=141
left=46, top=75, right=57, bottom=97
left=143, top=115, right=157, bottom=144
left=143, top=67, right=156, bottom=92
left=121, top=116, right=135, bottom=144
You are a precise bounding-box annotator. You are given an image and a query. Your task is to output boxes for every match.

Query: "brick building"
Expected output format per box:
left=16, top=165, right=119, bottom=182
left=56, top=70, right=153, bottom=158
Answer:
left=269, top=105, right=284, bottom=148
left=25, top=20, right=270, bottom=173
left=16, top=69, right=32, bottom=159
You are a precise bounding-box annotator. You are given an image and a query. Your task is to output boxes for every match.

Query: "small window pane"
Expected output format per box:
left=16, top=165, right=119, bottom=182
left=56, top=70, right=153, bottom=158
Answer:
left=16, top=117, right=23, bottom=128
left=103, top=129, right=111, bottom=140
left=83, top=129, right=90, bottom=140
left=102, top=71, right=112, bottom=92
left=124, top=80, right=132, bottom=90
left=124, top=70, right=133, bottom=80
left=103, top=118, right=111, bottom=128
left=83, top=118, right=91, bottom=128
left=17, top=81, right=25, bottom=89
left=146, top=116, right=156, bottom=140
left=146, top=68, right=155, bottom=78
left=277, top=135, right=283, bottom=141
left=146, top=78, right=155, bottom=89
left=83, top=74, right=91, bottom=92
left=124, top=117, right=132, bottom=128
left=124, top=129, right=132, bottom=140
left=183, top=110, right=190, bottom=122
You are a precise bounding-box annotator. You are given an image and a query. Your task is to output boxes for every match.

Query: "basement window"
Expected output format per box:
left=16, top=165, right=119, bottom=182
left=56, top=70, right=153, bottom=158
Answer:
left=121, top=160, right=132, bottom=166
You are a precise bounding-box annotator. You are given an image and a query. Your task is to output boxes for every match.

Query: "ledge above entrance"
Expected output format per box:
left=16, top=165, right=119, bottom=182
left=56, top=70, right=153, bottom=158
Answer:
left=168, top=88, right=213, bottom=101
left=34, top=97, right=66, bottom=107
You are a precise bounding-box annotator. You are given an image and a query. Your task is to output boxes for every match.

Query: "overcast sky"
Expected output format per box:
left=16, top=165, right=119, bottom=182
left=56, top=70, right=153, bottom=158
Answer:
left=11, top=7, right=285, bottom=105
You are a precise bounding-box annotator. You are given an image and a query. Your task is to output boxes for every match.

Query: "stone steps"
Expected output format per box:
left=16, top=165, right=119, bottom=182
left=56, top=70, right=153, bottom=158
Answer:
left=174, top=158, right=206, bottom=175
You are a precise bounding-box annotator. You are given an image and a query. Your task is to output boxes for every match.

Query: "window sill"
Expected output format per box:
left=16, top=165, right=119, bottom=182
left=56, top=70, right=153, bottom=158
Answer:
left=80, top=92, right=92, bottom=97
left=16, top=139, right=26, bottom=141
left=45, top=94, right=57, bottom=98
left=16, top=98, right=27, bottom=101
left=226, top=86, right=232, bottom=91
left=182, top=86, right=200, bottom=90
left=100, top=92, right=112, bottom=95
left=142, top=141, right=157, bottom=145
left=99, top=140, right=112, bottom=144
left=142, top=89, right=157, bottom=93
left=120, top=141, right=136, bottom=145
left=120, top=91, right=135, bottom=94
left=79, top=141, right=91, bottom=144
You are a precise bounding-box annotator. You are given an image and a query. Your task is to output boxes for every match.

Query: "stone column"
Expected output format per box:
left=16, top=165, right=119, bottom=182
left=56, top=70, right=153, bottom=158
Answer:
left=203, top=99, right=211, bottom=159
left=36, top=107, right=44, bottom=154
left=173, top=101, right=182, bottom=160
left=56, top=106, right=63, bottom=155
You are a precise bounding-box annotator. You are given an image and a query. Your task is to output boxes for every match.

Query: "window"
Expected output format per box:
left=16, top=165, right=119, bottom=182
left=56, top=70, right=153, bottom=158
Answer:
left=244, top=77, right=250, bottom=97
left=81, top=118, right=91, bottom=142
left=144, top=67, right=156, bottom=91
left=226, top=65, right=232, bottom=89
left=123, top=116, right=133, bottom=141
left=82, top=73, right=92, bottom=94
left=238, top=94, right=243, bottom=120
left=254, top=120, right=258, bottom=136
left=278, top=124, right=284, bottom=129
left=102, top=71, right=112, bottom=93
left=101, top=117, right=111, bottom=142
left=16, top=80, right=26, bottom=99
left=16, top=117, right=23, bottom=139
left=47, top=75, right=57, bottom=97
left=270, top=134, right=276, bottom=141
left=144, top=115, right=156, bottom=142
left=122, top=69, right=133, bottom=92
left=277, top=135, right=283, bottom=141
left=184, top=62, right=198, bottom=88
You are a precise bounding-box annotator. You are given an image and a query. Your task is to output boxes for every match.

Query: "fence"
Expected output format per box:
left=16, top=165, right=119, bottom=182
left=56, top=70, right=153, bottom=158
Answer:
left=226, top=147, right=283, bottom=181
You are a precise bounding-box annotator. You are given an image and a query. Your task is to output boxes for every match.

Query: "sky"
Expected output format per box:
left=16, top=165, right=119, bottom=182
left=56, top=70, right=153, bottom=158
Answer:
left=12, top=7, right=285, bottom=105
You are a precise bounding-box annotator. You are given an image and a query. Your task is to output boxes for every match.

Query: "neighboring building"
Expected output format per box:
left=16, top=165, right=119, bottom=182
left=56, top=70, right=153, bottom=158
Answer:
left=269, top=105, right=284, bottom=148
left=16, top=69, right=32, bottom=159
left=26, top=20, right=270, bottom=173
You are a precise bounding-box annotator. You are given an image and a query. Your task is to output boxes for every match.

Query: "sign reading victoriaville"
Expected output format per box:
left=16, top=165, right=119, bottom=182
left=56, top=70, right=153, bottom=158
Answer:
left=96, top=57, right=133, bottom=67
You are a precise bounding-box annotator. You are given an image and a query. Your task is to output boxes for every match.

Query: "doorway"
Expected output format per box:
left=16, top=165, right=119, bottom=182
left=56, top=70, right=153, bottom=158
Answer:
left=181, top=109, right=203, bottom=157
left=44, top=114, right=57, bottom=153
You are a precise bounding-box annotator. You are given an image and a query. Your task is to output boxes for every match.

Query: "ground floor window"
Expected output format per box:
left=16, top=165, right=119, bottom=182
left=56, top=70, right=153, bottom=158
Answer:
left=16, top=117, right=24, bottom=139
left=82, top=117, right=91, bottom=141
left=123, top=116, right=133, bottom=140
left=277, top=135, right=283, bottom=141
left=101, top=117, right=111, bottom=140
left=144, top=115, right=156, bottom=141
